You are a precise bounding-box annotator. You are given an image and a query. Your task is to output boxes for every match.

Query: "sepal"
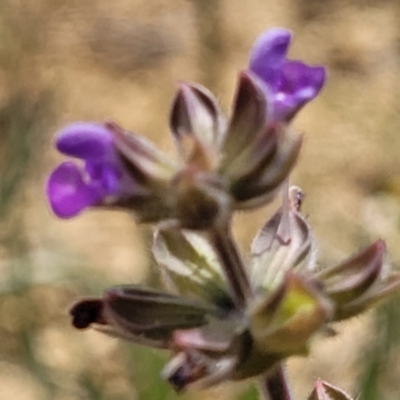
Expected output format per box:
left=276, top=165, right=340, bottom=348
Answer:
left=308, top=379, right=354, bottom=400
left=69, top=285, right=216, bottom=348
left=170, top=82, right=225, bottom=150
left=105, top=121, right=180, bottom=222
left=220, top=71, right=268, bottom=170
left=250, top=273, right=332, bottom=355
left=219, top=72, right=302, bottom=209
left=108, top=121, right=177, bottom=183
left=162, top=350, right=237, bottom=392
left=228, top=128, right=302, bottom=208
left=153, top=227, right=233, bottom=308
left=317, top=240, right=400, bottom=320
left=251, top=186, right=316, bottom=291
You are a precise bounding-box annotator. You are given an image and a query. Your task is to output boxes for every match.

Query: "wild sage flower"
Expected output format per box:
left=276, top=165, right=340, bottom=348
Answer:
left=47, top=121, right=178, bottom=221
left=249, top=28, right=326, bottom=122
left=46, top=75, right=300, bottom=226
left=46, top=122, right=127, bottom=218
left=46, top=27, right=327, bottom=227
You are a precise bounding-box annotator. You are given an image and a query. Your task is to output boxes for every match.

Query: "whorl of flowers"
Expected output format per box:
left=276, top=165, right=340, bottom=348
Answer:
left=47, top=28, right=400, bottom=400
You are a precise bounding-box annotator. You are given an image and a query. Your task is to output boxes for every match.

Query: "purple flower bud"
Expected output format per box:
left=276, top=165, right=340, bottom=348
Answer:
left=249, top=28, right=326, bottom=121
left=46, top=122, right=137, bottom=218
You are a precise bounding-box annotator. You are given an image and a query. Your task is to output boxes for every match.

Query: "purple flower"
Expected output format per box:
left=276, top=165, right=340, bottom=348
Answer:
left=249, top=28, right=326, bottom=121
left=46, top=122, right=137, bottom=218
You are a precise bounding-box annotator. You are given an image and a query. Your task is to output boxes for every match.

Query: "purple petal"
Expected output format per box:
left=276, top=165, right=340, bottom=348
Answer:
left=279, top=62, right=326, bottom=97
left=249, top=28, right=292, bottom=83
left=56, top=123, right=115, bottom=159
left=85, top=160, right=123, bottom=195
left=273, top=63, right=326, bottom=120
left=47, top=162, right=102, bottom=218
left=248, top=28, right=327, bottom=121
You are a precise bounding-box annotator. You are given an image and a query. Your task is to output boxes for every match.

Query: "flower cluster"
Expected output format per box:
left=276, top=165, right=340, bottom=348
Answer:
left=47, top=28, right=400, bottom=400
left=47, top=28, right=324, bottom=225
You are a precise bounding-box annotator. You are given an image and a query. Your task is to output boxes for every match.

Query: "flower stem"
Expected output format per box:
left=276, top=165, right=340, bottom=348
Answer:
left=208, top=223, right=252, bottom=309
left=259, top=364, right=293, bottom=400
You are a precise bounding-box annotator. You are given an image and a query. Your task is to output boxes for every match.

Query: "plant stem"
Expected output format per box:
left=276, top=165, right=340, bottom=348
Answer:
left=259, top=364, right=293, bottom=400
left=208, top=223, right=252, bottom=309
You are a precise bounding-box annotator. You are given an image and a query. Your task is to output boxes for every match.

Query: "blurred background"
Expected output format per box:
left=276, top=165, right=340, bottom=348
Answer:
left=1, top=0, right=400, bottom=399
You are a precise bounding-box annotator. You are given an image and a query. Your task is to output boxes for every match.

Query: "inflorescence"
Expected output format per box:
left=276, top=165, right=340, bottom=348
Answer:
left=46, top=28, right=400, bottom=400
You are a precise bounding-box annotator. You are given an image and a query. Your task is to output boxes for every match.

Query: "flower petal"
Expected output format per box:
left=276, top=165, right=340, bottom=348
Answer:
left=46, top=162, right=102, bottom=218
left=249, top=28, right=292, bottom=81
left=56, top=122, right=115, bottom=159
left=280, top=62, right=326, bottom=96
left=85, top=160, right=122, bottom=195
left=273, top=62, right=326, bottom=120
left=248, top=28, right=326, bottom=121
